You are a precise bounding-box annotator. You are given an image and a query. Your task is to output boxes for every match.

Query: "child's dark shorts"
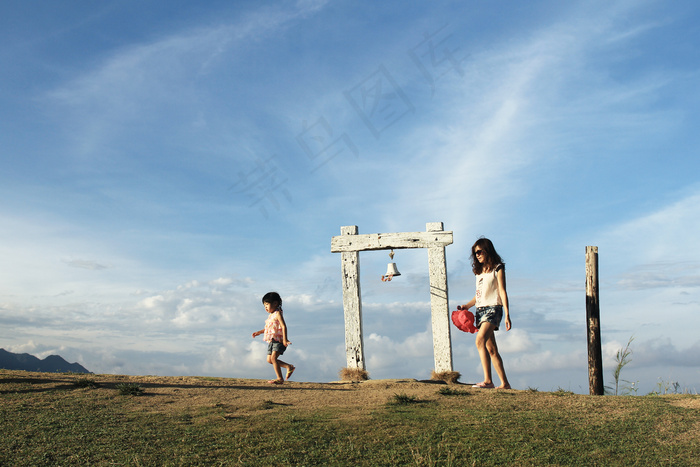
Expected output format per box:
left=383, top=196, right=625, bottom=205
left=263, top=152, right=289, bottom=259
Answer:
left=267, top=339, right=287, bottom=355
left=475, top=305, right=503, bottom=331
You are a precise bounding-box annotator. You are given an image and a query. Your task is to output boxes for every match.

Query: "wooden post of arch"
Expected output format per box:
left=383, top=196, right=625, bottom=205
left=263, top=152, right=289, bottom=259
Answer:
left=331, top=222, right=454, bottom=375
left=586, top=246, right=604, bottom=395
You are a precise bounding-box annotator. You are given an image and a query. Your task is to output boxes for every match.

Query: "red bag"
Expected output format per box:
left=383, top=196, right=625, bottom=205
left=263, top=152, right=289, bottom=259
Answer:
left=451, top=308, right=478, bottom=333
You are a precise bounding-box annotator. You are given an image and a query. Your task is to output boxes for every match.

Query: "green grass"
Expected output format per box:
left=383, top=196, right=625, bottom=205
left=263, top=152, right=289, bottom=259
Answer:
left=438, top=385, right=469, bottom=396
left=72, top=377, right=100, bottom=389
left=116, top=382, right=143, bottom=396
left=389, top=392, right=420, bottom=405
left=1, top=371, right=698, bottom=466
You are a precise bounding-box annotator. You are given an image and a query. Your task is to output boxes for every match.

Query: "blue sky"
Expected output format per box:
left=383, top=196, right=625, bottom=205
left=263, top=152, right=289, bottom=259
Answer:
left=1, top=0, right=699, bottom=394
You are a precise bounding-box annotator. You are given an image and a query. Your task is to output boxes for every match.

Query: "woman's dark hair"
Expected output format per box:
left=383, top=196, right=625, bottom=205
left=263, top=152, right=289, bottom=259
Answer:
left=262, top=292, right=282, bottom=309
left=470, top=238, right=504, bottom=275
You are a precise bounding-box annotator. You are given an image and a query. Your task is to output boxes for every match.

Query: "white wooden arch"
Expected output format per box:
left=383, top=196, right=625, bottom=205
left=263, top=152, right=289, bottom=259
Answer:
left=330, top=222, right=454, bottom=374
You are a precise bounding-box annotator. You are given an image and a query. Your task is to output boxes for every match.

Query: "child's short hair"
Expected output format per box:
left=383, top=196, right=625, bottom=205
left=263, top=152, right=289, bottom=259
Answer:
left=262, top=292, right=282, bottom=307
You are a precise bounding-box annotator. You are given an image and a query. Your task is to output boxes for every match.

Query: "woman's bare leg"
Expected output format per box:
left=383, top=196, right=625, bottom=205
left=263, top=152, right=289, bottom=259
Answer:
left=485, top=333, right=510, bottom=389
left=475, top=323, right=495, bottom=385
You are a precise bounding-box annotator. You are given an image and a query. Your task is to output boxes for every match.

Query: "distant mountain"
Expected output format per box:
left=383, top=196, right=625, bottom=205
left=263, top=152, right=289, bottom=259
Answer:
left=0, top=348, right=91, bottom=374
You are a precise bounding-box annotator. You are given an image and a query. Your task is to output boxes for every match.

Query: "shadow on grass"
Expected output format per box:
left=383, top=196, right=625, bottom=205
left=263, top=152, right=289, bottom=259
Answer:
left=0, top=371, right=354, bottom=394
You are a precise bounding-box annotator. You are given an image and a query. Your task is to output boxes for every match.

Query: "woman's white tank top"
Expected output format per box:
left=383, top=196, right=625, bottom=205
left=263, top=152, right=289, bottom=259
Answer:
left=475, top=264, right=503, bottom=307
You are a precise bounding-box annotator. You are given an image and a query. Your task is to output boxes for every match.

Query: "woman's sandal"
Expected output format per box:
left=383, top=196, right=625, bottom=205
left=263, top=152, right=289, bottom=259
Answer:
left=472, top=381, right=495, bottom=389
left=267, top=379, right=284, bottom=385
left=285, top=365, right=295, bottom=381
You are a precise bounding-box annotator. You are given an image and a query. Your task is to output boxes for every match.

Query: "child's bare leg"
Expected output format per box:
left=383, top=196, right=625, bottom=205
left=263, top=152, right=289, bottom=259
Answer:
left=485, top=336, right=510, bottom=389
left=277, top=359, right=292, bottom=375
left=475, top=324, right=495, bottom=384
left=268, top=352, right=285, bottom=382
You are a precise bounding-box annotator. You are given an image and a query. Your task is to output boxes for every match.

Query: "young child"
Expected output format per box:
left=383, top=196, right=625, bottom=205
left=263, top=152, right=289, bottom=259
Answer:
left=459, top=238, right=511, bottom=389
left=252, top=292, right=295, bottom=384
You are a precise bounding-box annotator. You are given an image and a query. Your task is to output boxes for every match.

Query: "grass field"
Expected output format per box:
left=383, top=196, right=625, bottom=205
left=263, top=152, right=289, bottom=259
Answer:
left=1, top=370, right=698, bottom=466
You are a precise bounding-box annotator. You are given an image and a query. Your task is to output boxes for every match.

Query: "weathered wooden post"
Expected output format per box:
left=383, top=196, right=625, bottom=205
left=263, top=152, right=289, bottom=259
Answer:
left=426, top=222, right=453, bottom=373
left=331, top=223, right=454, bottom=379
left=586, top=246, right=604, bottom=395
left=339, top=225, right=366, bottom=371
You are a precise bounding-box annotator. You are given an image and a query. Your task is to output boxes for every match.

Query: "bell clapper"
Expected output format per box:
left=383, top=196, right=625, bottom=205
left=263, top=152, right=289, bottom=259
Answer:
left=381, top=250, right=400, bottom=282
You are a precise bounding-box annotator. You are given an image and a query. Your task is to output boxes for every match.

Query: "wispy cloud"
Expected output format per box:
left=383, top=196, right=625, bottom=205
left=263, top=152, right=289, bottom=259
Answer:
left=600, top=188, right=700, bottom=266
left=62, top=258, right=111, bottom=270
left=372, top=1, right=687, bottom=244
left=43, top=2, right=331, bottom=160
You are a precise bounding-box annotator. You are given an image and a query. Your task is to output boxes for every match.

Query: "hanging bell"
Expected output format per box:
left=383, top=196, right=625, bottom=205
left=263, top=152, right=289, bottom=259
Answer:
left=382, top=262, right=401, bottom=281
left=385, top=262, right=401, bottom=277
left=381, top=249, right=401, bottom=282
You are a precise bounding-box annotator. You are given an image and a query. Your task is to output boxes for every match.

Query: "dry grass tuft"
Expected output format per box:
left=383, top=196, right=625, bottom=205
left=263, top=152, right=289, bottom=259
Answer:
left=430, top=370, right=461, bottom=384
left=339, top=367, right=369, bottom=381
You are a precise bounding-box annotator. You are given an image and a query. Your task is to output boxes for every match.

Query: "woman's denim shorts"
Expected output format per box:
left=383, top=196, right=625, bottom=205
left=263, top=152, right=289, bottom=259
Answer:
left=475, top=305, right=503, bottom=331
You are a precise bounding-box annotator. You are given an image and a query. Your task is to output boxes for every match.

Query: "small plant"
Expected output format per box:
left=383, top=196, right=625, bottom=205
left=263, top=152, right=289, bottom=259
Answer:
left=649, top=378, right=681, bottom=395
left=260, top=400, right=276, bottom=410
left=258, top=400, right=291, bottom=409
left=607, top=336, right=635, bottom=396
left=73, top=377, right=100, bottom=389
left=116, top=383, right=143, bottom=396
left=552, top=387, right=574, bottom=396
left=390, top=393, right=418, bottom=405
left=339, top=367, right=369, bottom=381
left=438, top=386, right=468, bottom=396
left=430, top=370, right=461, bottom=384
left=526, top=386, right=539, bottom=393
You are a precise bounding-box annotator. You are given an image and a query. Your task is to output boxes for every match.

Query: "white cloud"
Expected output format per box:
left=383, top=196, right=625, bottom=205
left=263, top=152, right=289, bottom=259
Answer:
left=62, top=258, right=112, bottom=270
left=201, top=339, right=268, bottom=377
left=509, top=348, right=586, bottom=375
left=365, top=327, right=436, bottom=379
left=43, top=2, right=332, bottom=162
left=6, top=340, right=40, bottom=355
left=497, top=329, right=538, bottom=354
left=599, top=188, right=700, bottom=265
left=379, top=0, right=684, bottom=242
left=615, top=262, right=700, bottom=291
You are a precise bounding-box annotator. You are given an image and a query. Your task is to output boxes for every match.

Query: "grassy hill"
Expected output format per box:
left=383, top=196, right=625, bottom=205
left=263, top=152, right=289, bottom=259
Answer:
left=1, top=370, right=698, bottom=466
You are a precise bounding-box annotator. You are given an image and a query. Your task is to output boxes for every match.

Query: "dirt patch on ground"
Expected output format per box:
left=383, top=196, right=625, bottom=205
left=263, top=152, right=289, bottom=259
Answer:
left=0, top=370, right=467, bottom=417
left=126, top=376, right=453, bottom=417
left=669, top=397, right=700, bottom=410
